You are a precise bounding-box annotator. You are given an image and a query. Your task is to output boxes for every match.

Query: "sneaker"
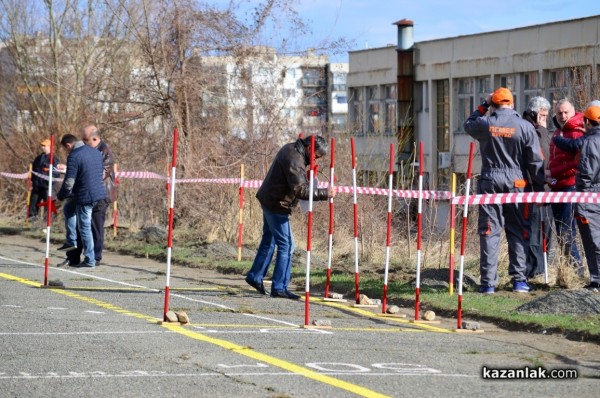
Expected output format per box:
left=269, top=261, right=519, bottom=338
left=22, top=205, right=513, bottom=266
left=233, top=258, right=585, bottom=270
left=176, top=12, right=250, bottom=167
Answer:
left=71, top=262, right=95, bottom=268
left=513, top=281, right=534, bottom=293
left=479, top=286, right=495, bottom=294
left=584, top=282, right=600, bottom=292
left=270, top=289, right=301, bottom=300
left=57, top=243, right=77, bottom=252
left=245, top=277, right=268, bottom=295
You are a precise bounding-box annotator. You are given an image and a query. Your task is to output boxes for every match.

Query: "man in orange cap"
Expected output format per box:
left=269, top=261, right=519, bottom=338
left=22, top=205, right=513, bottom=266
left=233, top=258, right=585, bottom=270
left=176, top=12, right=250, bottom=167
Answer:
left=573, top=105, right=600, bottom=291
left=464, top=87, right=545, bottom=294
left=29, top=138, right=59, bottom=221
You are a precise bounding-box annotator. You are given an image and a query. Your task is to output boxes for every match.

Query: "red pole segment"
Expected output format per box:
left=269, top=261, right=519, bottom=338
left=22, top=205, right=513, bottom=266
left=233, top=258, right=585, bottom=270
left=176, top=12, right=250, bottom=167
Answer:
left=163, top=128, right=179, bottom=321
left=542, top=216, right=548, bottom=284
left=414, top=141, right=424, bottom=320
left=457, top=142, right=475, bottom=329
left=382, top=143, right=394, bottom=313
left=449, top=173, right=457, bottom=295
left=350, top=138, right=360, bottom=304
left=43, top=135, right=55, bottom=286
left=304, top=136, right=316, bottom=326
left=325, top=138, right=335, bottom=299
left=237, top=164, right=245, bottom=262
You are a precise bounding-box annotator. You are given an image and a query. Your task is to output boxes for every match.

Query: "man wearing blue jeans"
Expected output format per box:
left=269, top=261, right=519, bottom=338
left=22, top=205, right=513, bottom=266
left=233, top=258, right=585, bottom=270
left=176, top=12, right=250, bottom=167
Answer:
left=57, top=134, right=106, bottom=268
left=245, top=135, right=336, bottom=299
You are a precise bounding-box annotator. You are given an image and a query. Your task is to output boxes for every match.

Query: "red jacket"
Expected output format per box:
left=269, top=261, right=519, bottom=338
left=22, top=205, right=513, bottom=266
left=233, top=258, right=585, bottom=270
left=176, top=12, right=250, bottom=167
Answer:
left=548, top=112, right=585, bottom=189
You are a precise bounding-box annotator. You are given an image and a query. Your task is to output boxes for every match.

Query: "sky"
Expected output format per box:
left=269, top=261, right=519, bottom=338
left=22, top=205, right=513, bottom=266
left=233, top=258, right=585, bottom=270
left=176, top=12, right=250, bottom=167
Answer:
left=293, top=0, right=598, bottom=61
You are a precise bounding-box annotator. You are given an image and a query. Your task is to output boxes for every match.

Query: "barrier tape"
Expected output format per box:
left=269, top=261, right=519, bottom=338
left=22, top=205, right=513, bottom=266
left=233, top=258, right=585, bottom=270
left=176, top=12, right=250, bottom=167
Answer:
left=4, top=170, right=600, bottom=203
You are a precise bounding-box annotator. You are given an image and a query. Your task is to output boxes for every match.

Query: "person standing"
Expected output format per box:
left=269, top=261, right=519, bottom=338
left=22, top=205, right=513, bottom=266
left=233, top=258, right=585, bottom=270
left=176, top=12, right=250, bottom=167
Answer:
left=56, top=134, right=106, bottom=268
left=522, top=96, right=554, bottom=278
left=573, top=105, right=600, bottom=290
left=29, top=138, right=59, bottom=221
left=245, top=135, right=336, bottom=299
left=71, top=125, right=116, bottom=265
left=464, top=87, right=545, bottom=294
left=548, top=98, right=584, bottom=275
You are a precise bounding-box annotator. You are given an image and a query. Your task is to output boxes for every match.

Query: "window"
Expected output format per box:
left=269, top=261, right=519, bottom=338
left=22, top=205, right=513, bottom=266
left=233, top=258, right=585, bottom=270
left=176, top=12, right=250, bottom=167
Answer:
left=547, top=68, right=571, bottom=104
left=522, top=72, right=540, bottom=108
left=436, top=79, right=450, bottom=192
left=350, top=87, right=365, bottom=135
left=456, top=78, right=474, bottom=134
left=368, top=103, right=380, bottom=134
left=336, top=96, right=347, bottom=104
left=384, top=84, right=396, bottom=135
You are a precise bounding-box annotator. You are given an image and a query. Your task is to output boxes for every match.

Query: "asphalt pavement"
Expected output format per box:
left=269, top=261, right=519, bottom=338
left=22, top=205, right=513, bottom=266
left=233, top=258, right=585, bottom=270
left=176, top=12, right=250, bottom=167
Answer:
left=0, top=233, right=598, bottom=397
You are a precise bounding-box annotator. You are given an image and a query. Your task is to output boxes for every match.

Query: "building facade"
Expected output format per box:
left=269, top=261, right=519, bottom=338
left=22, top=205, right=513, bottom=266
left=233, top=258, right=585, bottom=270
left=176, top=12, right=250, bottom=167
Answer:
left=348, top=15, right=600, bottom=191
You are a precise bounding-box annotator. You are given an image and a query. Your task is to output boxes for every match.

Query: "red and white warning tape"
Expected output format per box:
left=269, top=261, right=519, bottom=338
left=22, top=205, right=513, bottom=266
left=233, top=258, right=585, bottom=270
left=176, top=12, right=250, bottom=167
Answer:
left=4, top=170, right=600, bottom=203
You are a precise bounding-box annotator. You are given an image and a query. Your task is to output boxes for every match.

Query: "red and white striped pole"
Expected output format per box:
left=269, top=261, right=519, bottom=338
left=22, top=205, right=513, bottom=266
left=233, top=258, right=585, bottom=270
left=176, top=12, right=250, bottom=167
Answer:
left=382, top=143, right=395, bottom=313
left=163, top=127, right=179, bottom=321
left=304, top=136, right=316, bottom=326
left=43, top=135, right=55, bottom=286
left=324, top=138, right=335, bottom=299
left=113, top=163, right=119, bottom=238
left=350, top=137, right=360, bottom=304
left=414, top=141, right=424, bottom=320
left=542, top=215, right=548, bottom=284
left=449, top=173, right=457, bottom=295
left=237, top=164, right=245, bottom=262
left=457, top=142, right=475, bottom=329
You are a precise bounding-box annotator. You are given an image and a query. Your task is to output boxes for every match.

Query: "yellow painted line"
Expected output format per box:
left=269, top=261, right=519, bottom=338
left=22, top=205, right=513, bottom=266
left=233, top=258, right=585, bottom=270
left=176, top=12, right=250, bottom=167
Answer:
left=187, top=324, right=421, bottom=333
left=61, top=286, right=229, bottom=292
left=0, top=271, right=390, bottom=398
left=312, top=299, right=451, bottom=333
left=162, top=323, right=390, bottom=398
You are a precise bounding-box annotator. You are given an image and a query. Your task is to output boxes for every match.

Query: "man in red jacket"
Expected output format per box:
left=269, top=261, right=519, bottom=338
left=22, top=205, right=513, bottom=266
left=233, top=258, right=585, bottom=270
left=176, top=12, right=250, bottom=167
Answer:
left=548, top=98, right=584, bottom=275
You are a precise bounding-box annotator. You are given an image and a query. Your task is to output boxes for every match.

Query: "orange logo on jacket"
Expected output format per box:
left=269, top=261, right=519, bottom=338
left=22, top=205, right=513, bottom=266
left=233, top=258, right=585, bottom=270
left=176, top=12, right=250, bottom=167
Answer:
left=489, top=126, right=516, bottom=138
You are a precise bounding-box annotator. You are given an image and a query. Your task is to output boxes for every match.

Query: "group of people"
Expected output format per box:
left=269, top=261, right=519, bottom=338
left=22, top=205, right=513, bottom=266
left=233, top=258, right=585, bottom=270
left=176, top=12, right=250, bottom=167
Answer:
left=465, top=87, right=600, bottom=293
left=30, top=124, right=116, bottom=268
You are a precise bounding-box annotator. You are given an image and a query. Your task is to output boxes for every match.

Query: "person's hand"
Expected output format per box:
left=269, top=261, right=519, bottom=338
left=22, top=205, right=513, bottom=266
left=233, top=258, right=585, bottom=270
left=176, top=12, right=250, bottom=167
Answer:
left=485, top=93, right=492, bottom=106
left=537, top=112, right=547, bottom=128
left=328, top=186, right=336, bottom=198
left=57, top=163, right=66, bottom=170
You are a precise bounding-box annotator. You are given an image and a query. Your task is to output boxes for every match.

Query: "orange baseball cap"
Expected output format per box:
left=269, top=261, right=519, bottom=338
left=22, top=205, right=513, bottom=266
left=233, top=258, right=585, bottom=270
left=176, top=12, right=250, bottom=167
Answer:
left=584, top=105, right=600, bottom=123
left=491, top=87, right=514, bottom=105
left=40, top=139, right=51, bottom=147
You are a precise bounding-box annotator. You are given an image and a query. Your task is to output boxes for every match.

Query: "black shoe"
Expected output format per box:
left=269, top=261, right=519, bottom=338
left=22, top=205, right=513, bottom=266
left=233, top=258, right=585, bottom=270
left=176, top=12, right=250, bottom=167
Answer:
left=245, top=277, right=268, bottom=295
left=270, top=289, right=301, bottom=300
left=584, top=282, right=600, bottom=291
left=56, top=258, right=70, bottom=267
left=57, top=243, right=77, bottom=252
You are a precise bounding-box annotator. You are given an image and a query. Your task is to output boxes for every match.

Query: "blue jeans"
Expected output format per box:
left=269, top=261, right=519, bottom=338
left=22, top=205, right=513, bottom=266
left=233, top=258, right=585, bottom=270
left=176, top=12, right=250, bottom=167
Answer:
left=246, top=206, right=294, bottom=292
left=63, top=199, right=77, bottom=246
left=76, top=202, right=96, bottom=266
left=551, top=186, right=582, bottom=268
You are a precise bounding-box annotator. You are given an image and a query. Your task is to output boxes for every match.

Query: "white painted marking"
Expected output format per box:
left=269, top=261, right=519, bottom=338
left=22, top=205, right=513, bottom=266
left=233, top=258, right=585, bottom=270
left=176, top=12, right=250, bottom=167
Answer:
left=2, top=305, right=22, bottom=308
left=217, top=363, right=269, bottom=369
left=85, top=311, right=105, bottom=314
left=0, top=331, right=171, bottom=336
left=47, top=307, right=67, bottom=310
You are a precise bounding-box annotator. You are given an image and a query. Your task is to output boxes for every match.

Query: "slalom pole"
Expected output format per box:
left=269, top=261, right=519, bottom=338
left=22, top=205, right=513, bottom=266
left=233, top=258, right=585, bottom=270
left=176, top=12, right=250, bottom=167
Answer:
left=457, top=142, right=475, bottom=329
left=324, top=138, right=335, bottom=299
left=414, top=141, right=424, bottom=321
left=42, top=135, right=55, bottom=286
left=449, top=173, right=457, bottom=295
left=382, top=143, right=395, bottom=313
left=542, top=210, right=548, bottom=284
left=113, top=163, right=119, bottom=238
left=237, top=164, right=245, bottom=261
left=304, top=136, right=316, bottom=326
left=25, top=163, right=33, bottom=224
left=350, top=137, right=360, bottom=304
left=163, top=127, right=178, bottom=322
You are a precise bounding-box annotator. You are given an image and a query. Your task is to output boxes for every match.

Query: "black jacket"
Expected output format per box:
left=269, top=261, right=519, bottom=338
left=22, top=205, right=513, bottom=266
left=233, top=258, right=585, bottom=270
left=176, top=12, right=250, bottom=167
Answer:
left=256, top=139, right=328, bottom=214
left=31, top=152, right=59, bottom=191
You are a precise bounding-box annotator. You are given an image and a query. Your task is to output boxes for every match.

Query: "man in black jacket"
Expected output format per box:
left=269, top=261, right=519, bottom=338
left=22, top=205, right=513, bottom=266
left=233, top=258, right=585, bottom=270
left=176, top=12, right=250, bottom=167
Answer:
left=29, top=138, right=59, bottom=221
left=245, top=135, right=336, bottom=299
